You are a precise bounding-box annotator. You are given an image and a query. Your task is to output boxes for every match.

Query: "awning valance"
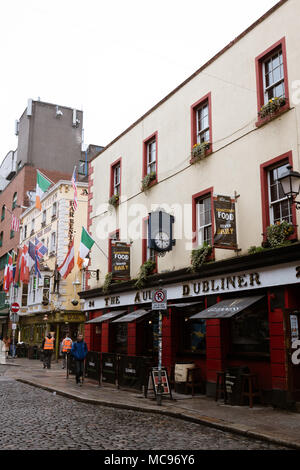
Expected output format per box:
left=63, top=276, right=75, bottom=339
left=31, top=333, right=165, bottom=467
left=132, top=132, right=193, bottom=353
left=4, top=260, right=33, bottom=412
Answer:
left=167, top=302, right=203, bottom=308
left=112, top=309, right=150, bottom=323
left=190, top=296, right=264, bottom=319
left=86, top=310, right=127, bottom=324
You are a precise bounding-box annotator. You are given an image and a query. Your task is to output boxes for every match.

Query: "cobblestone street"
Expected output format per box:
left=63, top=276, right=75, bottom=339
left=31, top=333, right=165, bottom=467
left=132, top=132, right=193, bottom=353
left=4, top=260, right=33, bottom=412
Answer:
left=0, top=377, right=289, bottom=451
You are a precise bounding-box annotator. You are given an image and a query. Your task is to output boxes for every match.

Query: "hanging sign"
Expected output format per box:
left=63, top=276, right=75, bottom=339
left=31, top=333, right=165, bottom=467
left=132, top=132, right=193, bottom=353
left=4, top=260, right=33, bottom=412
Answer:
left=214, top=195, right=237, bottom=249
left=111, top=242, right=130, bottom=280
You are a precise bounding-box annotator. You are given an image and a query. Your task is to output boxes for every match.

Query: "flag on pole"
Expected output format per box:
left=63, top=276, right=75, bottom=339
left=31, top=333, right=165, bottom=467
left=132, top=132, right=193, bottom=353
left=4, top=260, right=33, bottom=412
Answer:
left=58, top=239, right=75, bottom=279
left=14, top=249, right=22, bottom=286
left=35, top=237, right=48, bottom=258
left=72, top=166, right=78, bottom=210
left=35, top=170, right=52, bottom=210
left=11, top=214, right=20, bottom=232
left=20, top=245, right=31, bottom=284
left=77, top=227, right=95, bottom=268
left=3, top=254, right=13, bottom=292
left=28, top=240, right=41, bottom=277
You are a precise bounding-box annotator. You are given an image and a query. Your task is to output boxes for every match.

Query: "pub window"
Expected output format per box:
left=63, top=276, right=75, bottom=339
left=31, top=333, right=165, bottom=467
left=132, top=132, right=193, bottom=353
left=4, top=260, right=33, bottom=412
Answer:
left=268, top=162, right=292, bottom=224
left=197, top=195, right=212, bottom=247
left=183, top=319, right=206, bottom=353
left=230, top=299, right=270, bottom=354
left=114, top=323, right=127, bottom=354
left=22, top=284, right=28, bottom=307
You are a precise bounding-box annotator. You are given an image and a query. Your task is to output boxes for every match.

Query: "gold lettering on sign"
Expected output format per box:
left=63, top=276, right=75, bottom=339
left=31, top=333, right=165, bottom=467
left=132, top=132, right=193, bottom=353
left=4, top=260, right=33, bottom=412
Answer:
left=69, top=201, right=75, bottom=246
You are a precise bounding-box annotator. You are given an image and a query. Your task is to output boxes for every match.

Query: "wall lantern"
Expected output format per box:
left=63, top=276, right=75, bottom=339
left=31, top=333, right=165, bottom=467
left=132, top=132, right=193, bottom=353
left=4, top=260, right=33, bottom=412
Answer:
left=278, top=165, right=300, bottom=209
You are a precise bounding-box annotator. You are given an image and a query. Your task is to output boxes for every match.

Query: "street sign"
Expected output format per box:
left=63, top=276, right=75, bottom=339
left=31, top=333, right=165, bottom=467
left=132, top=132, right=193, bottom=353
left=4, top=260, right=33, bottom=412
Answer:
left=152, top=289, right=167, bottom=310
left=11, top=303, right=20, bottom=313
left=12, top=323, right=17, bottom=330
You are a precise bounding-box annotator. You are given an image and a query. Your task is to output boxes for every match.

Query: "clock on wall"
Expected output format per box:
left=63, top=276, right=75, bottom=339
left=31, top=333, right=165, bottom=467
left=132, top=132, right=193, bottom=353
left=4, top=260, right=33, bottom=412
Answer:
left=148, top=210, right=175, bottom=253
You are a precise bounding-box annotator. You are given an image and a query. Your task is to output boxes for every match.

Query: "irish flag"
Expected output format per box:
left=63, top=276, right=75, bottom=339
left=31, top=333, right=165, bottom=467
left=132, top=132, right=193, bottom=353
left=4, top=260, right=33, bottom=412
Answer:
left=77, top=227, right=95, bottom=268
left=58, top=239, right=75, bottom=279
left=36, top=170, right=52, bottom=210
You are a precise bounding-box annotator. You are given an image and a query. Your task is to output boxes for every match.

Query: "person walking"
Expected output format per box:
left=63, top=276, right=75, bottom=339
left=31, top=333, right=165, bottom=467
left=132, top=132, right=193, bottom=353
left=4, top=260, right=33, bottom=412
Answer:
left=42, top=333, right=55, bottom=369
left=71, top=334, right=88, bottom=385
left=61, top=333, right=72, bottom=369
left=3, top=337, right=10, bottom=359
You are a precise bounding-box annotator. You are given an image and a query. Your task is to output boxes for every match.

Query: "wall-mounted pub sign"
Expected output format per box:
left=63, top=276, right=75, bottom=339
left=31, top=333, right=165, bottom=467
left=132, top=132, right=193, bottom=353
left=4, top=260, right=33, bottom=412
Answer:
left=111, top=242, right=130, bottom=280
left=214, top=195, right=237, bottom=249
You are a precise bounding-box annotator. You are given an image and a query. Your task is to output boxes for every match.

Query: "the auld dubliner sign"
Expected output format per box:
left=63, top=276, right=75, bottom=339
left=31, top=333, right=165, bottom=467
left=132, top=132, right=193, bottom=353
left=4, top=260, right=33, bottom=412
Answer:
left=84, top=262, right=300, bottom=311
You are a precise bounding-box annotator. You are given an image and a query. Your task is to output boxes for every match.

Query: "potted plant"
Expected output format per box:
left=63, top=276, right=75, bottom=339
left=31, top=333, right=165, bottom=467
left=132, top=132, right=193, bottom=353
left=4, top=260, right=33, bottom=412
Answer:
left=190, top=243, right=212, bottom=272
left=141, top=172, right=156, bottom=192
left=108, top=194, right=119, bottom=208
left=102, top=272, right=113, bottom=294
left=190, top=142, right=211, bottom=163
left=259, top=97, right=286, bottom=119
left=134, top=259, right=156, bottom=289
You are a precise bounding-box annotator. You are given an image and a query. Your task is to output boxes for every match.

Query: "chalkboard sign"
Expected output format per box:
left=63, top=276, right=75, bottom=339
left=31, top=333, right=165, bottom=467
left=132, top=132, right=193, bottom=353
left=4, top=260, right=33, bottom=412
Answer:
left=146, top=367, right=172, bottom=399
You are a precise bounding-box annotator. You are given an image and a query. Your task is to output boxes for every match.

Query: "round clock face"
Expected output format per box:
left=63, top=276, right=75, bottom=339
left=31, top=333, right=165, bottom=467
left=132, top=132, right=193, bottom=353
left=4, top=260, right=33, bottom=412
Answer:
left=154, top=231, right=170, bottom=251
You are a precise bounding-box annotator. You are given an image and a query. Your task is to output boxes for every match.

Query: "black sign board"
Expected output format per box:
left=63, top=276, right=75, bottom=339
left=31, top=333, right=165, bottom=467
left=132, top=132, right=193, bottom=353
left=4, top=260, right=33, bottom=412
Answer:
left=111, top=242, right=130, bottom=280
left=85, top=351, right=101, bottom=384
left=214, top=195, right=237, bottom=249
left=145, top=367, right=172, bottom=399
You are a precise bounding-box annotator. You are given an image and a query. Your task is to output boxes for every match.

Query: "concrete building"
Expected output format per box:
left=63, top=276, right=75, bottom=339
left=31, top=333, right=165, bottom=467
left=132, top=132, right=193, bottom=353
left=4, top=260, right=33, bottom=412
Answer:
left=80, top=0, right=300, bottom=408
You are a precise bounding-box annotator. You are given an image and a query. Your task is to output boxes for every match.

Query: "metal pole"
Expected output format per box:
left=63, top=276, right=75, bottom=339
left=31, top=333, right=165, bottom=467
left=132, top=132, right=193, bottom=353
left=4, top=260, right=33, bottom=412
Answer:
left=156, top=310, right=163, bottom=406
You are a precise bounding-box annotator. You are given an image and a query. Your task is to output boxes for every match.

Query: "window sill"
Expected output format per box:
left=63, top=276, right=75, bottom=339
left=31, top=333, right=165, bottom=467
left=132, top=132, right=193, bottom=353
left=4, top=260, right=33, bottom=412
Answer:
left=255, top=103, right=290, bottom=128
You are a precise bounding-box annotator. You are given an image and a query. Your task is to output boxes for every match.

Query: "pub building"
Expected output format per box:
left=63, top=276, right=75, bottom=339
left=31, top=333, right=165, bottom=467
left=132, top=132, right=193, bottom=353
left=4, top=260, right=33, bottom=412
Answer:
left=81, top=242, right=300, bottom=408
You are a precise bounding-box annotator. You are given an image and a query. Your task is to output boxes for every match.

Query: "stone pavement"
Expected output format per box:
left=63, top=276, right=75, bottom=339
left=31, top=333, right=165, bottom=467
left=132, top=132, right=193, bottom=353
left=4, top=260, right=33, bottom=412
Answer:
left=1, top=357, right=300, bottom=450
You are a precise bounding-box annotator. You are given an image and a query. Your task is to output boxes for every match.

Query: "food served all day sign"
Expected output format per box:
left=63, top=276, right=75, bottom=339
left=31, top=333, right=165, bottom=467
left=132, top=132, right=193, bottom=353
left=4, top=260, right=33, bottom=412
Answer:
left=111, top=242, right=130, bottom=280
left=214, top=195, right=237, bottom=249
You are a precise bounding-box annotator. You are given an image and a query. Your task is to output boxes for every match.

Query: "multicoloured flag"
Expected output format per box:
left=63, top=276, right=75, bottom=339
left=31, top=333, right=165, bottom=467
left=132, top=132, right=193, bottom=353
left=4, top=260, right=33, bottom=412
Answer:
left=58, top=239, right=74, bottom=279
left=28, top=241, right=40, bottom=278
left=35, top=237, right=48, bottom=258
left=20, top=245, right=31, bottom=284
left=72, top=166, right=78, bottom=210
left=35, top=170, right=52, bottom=210
left=11, top=214, right=20, bottom=232
left=3, top=254, right=13, bottom=292
left=77, top=227, right=95, bottom=268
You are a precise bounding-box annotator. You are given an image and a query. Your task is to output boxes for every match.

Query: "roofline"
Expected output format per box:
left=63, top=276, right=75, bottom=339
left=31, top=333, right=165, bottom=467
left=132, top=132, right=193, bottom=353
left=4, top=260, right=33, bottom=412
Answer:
left=20, top=179, right=88, bottom=219
left=91, top=0, right=289, bottom=163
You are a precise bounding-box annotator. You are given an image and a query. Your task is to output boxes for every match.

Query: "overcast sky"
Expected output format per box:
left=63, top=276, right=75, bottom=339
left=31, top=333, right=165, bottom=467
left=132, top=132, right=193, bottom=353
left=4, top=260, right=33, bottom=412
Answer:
left=0, top=0, right=279, bottom=162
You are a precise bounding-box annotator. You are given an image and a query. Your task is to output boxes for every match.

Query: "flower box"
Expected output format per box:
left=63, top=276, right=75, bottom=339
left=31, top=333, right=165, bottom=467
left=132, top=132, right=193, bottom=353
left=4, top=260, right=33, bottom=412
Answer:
left=141, top=172, right=156, bottom=192
left=190, top=142, right=211, bottom=164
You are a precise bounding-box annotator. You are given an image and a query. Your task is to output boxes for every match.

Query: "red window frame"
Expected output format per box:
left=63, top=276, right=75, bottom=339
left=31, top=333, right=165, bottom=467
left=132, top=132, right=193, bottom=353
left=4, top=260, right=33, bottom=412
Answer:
left=255, top=37, right=290, bottom=127
left=108, top=229, right=120, bottom=272
left=260, top=151, right=297, bottom=241
left=142, top=216, right=157, bottom=271
left=143, top=132, right=158, bottom=186
left=192, top=187, right=215, bottom=258
left=190, top=92, right=212, bottom=159
left=109, top=158, right=122, bottom=199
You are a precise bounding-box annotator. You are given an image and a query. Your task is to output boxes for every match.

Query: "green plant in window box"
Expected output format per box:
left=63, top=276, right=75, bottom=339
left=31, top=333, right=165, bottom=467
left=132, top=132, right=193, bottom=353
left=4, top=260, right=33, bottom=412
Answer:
left=141, top=172, right=156, bottom=192
left=259, top=97, right=286, bottom=119
left=134, top=259, right=156, bottom=289
left=266, top=220, right=294, bottom=248
left=102, top=272, right=113, bottom=294
left=191, top=142, right=211, bottom=163
left=108, top=194, right=119, bottom=208
left=190, top=243, right=212, bottom=272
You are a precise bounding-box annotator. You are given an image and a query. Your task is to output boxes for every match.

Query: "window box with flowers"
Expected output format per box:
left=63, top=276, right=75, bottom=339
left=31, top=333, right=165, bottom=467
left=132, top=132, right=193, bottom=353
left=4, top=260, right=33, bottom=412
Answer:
left=108, top=194, right=120, bottom=208
left=265, top=220, right=294, bottom=248
left=141, top=172, right=157, bottom=192
left=190, top=142, right=211, bottom=164
left=257, top=97, right=288, bottom=125
left=190, top=243, right=213, bottom=272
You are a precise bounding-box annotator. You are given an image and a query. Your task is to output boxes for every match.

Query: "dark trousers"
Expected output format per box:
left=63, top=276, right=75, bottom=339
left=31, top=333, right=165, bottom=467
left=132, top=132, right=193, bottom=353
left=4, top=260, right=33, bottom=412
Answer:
left=75, top=359, right=85, bottom=383
left=43, top=350, right=53, bottom=369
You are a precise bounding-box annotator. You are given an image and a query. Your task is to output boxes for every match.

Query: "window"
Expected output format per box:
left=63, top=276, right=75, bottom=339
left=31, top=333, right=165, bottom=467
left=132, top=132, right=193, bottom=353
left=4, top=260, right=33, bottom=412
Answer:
left=0, top=232, right=3, bottom=247
left=50, top=232, right=56, bottom=253
left=143, top=132, right=158, bottom=182
left=31, top=219, right=35, bottom=235
left=191, top=93, right=212, bottom=150
left=10, top=230, right=14, bottom=239
left=110, top=158, right=122, bottom=200
left=108, top=230, right=120, bottom=272
left=42, top=210, right=46, bottom=227
left=255, top=38, right=289, bottom=123
left=260, top=152, right=297, bottom=238
left=1, top=205, right=5, bottom=221
left=52, top=202, right=57, bottom=219
left=268, top=163, right=292, bottom=224
left=12, top=192, right=17, bottom=210
left=142, top=217, right=157, bottom=268
left=197, top=196, right=212, bottom=246
left=24, top=225, right=27, bottom=239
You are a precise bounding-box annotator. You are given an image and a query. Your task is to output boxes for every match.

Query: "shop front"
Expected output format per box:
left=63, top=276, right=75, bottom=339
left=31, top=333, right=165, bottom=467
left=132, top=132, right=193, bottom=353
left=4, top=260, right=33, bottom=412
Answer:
left=81, top=245, right=300, bottom=407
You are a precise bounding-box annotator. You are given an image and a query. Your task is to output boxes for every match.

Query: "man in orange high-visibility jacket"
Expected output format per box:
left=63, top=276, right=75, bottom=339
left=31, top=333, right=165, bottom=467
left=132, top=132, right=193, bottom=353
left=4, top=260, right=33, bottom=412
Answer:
left=61, top=334, right=73, bottom=370
left=42, top=333, right=55, bottom=369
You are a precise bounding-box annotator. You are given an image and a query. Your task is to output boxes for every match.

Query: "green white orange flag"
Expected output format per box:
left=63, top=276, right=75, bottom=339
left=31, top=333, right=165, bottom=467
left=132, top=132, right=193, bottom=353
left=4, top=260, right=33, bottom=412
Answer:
left=77, top=227, right=95, bottom=268
left=36, top=171, right=52, bottom=210
left=58, top=239, right=75, bottom=279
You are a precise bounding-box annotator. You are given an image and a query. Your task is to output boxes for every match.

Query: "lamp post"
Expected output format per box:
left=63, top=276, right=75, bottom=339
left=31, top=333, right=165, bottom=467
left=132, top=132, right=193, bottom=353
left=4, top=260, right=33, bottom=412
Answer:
left=43, top=314, right=48, bottom=335
left=278, top=165, right=300, bottom=209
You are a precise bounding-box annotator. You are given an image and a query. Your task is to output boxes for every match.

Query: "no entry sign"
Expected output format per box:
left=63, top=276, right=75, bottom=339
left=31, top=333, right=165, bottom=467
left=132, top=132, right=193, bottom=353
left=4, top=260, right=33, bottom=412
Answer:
left=11, top=303, right=20, bottom=313
left=152, top=289, right=167, bottom=310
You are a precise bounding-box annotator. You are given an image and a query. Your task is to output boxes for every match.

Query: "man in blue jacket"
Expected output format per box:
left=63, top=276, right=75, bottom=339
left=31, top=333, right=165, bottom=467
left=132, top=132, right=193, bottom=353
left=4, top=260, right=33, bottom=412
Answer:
left=71, top=334, right=88, bottom=385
